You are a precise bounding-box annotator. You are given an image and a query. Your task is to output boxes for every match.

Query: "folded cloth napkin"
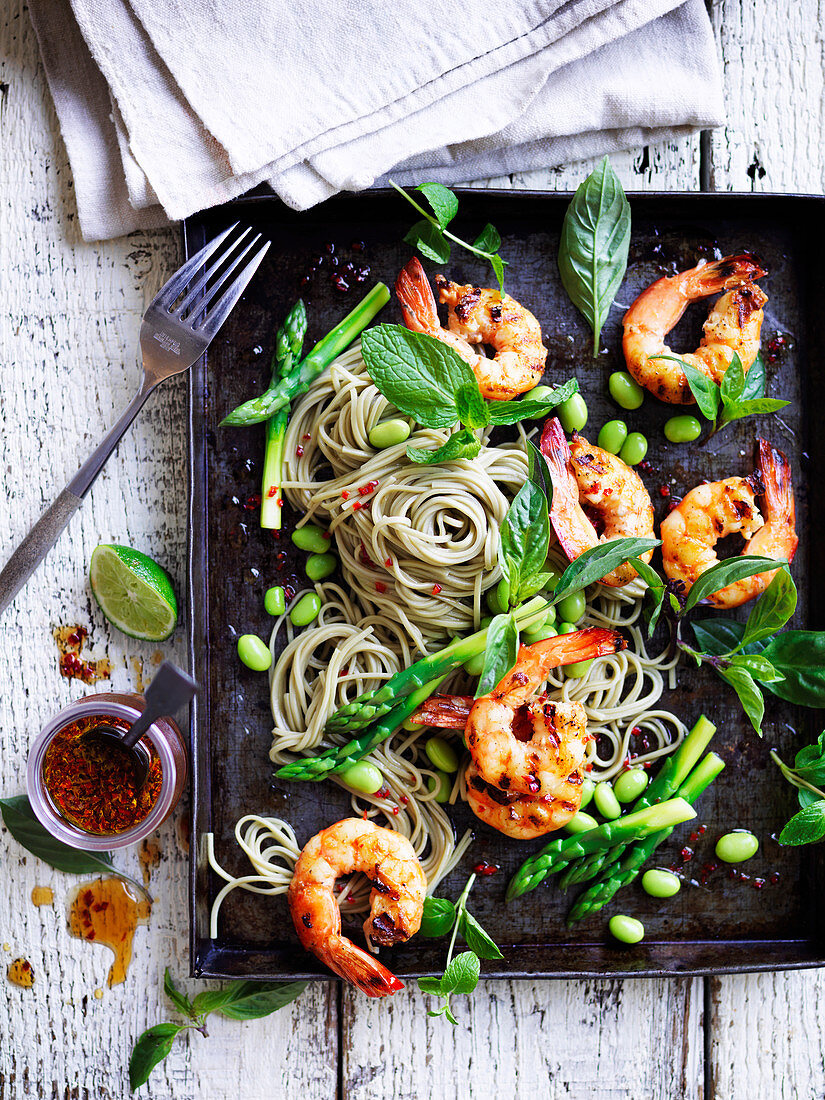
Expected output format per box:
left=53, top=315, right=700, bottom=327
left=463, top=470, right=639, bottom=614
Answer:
left=28, top=0, right=724, bottom=241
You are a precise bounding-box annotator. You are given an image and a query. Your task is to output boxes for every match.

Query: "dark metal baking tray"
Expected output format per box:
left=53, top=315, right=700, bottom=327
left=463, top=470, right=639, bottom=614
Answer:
left=186, top=189, right=825, bottom=980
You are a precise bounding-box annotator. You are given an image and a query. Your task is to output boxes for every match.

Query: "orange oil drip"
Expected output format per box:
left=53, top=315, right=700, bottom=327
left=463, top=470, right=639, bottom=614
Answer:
left=53, top=624, right=112, bottom=684
left=68, top=877, right=151, bottom=987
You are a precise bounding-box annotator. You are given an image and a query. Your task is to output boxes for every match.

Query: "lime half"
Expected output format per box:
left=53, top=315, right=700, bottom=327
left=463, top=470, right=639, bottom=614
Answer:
left=89, top=544, right=178, bottom=641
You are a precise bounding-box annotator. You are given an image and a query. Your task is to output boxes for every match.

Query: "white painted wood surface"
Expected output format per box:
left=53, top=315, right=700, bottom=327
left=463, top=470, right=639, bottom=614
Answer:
left=0, top=2, right=823, bottom=1097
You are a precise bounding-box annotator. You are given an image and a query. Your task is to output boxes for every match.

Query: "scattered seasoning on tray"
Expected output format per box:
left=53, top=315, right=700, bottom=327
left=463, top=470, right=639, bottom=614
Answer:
left=52, top=625, right=112, bottom=684
left=68, top=877, right=152, bottom=988
left=42, top=714, right=162, bottom=835
left=472, top=861, right=499, bottom=876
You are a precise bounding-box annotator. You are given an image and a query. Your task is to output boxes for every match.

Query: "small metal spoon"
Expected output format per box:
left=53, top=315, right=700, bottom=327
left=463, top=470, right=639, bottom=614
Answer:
left=85, top=662, right=199, bottom=788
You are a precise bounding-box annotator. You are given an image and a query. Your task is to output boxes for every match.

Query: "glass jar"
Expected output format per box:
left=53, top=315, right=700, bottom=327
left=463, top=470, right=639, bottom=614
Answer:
left=27, top=691, right=187, bottom=850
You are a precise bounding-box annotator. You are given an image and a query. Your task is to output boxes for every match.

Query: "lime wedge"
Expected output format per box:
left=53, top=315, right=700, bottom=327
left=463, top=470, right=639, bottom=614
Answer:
left=89, top=544, right=178, bottom=641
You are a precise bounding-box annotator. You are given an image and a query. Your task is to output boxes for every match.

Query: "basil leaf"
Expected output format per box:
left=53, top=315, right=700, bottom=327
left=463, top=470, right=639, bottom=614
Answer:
left=164, top=968, right=195, bottom=1018
left=440, top=951, right=480, bottom=995
left=361, top=325, right=476, bottom=428
left=191, top=988, right=239, bottom=1017
left=487, top=378, right=580, bottom=425
left=551, top=537, right=660, bottom=603
left=476, top=614, right=519, bottom=697
left=129, top=1023, right=183, bottom=1089
left=217, top=981, right=307, bottom=1020
left=778, top=801, right=825, bottom=846
left=500, top=479, right=550, bottom=603
left=742, top=352, right=766, bottom=399
left=718, top=397, right=790, bottom=428
left=629, top=556, right=666, bottom=636
left=0, top=795, right=116, bottom=875
left=455, top=383, right=490, bottom=430
left=406, top=429, right=482, bottom=466
left=682, top=556, right=788, bottom=611
left=761, top=631, right=825, bottom=707
left=418, top=976, right=446, bottom=995
left=517, top=571, right=556, bottom=601
left=728, top=653, right=784, bottom=683
left=458, top=911, right=504, bottom=960
left=419, top=896, right=457, bottom=938
left=738, top=570, right=797, bottom=649
left=650, top=355, right=720, bottom=421
left=472, top=223, right=502, bottom=254
left=691, top=619, right=746, bottom=656
left=716, top=665, right=764, bottom=735
left=417, top=183, right=459, bottom=230
left=527, top=438, right=554, bottom=510
left=794, top=731, right=825, bottom=786
left=720, top=352, right=746, bottom=403
left=403, top=219, right=451, bottom=264
left=558, top=156, right=630, bottom=356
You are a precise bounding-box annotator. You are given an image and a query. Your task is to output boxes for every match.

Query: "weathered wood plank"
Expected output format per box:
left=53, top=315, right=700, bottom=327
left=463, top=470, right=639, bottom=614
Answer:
left=341, top=978, right=703, bottom=1100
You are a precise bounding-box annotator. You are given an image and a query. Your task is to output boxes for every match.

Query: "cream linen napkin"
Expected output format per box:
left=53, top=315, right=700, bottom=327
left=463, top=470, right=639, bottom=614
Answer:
left=27, top=0, right=724, bottom=241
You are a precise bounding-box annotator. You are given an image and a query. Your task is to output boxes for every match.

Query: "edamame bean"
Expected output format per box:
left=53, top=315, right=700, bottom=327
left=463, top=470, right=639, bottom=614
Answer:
left=594, top=781, right=622, bottom=820
left=608, top=371, right=645, bottom=410
left=609, top=914, right=645, bottom=944
left=305, top=552, right=337, bottom=582
left=565, top=659, right=593, bottom=679
left=264, top=586, right=286, bottom=616
left=579, top=777, right=596, bottom=810
left=427, top=770, right=452, bottom=804
left=619, top=432, right=648, bottom=467
left=613, top=767, right=649, bottom=803
left=425, top=735, right=460, bottom=773
left=525, top=384, right=555, bottom=404
left=564, top=811, right=599, bottom=834
left=715, top=830, right=759, bottom=863
left=556, top=590, right=586, bottom=623
left=338, top=760, right=383, bottom=795
left=642, top=869, right=681, bottom=898
left=557, top=621, right=577, bottom=635
left=557, top=393, right=588, bottom=433
left=289, top=592, right=322, bottom=627
left=291, top=525, right=331, bottom=554
left=486, top=579, right=510, bottom=616
left=597, top=419, right=628, bottom=455
left=541, top=568, right=562, bottom=592
left=237, top=634, right=272, bottom=672
left=463, top=651, right=486, bottom=676
left=522, top=623, right=559, bottom=645
left=402, top=716, right=424, bottom=732
left=664, top=415, right=702, bottom=444
left=368, top=418, right=412, bottom=449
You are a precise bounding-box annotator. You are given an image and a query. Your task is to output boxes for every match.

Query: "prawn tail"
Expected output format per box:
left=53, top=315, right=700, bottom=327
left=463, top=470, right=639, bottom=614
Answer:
left=395, top=257, right=440, bottom=333
left=757, top=438, right=799, bottom=562
left=684, top=252, right=768, bottom=298
left=410, top=693, right=473, bottom=729
left=539, top=417, right=591, bottom=560
left=529, top=627, right=627, bottom=675
left=323, top=937, right=405, bottom=998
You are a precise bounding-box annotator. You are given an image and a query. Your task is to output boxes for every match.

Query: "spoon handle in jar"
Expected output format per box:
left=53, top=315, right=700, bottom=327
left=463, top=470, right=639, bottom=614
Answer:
left=122, top=662, right=200, bottom=749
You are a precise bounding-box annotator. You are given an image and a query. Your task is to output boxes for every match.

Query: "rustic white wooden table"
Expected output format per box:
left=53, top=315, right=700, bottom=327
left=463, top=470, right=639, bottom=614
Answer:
left=1, top=2, right=823, bottom=1096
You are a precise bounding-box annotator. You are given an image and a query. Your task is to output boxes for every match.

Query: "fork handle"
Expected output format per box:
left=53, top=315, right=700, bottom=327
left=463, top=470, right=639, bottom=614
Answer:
left=0, top=383, right=154, bottom=617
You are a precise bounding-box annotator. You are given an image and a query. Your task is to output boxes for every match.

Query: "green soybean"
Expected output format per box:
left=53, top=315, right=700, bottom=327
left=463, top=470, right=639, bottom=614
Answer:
left=486, top=578, right=510, bottom=616
left=619, top=432, right=648, bottom=467
left=715, top=830, right=759, bottom=863
left=264, top=586, right=286, bottom=616
left=338, top=760, right=383, bottom=795
left=541, top=568, right=562, bottom=593
left=402, top=716, right=424, bottom=732
left=237, top=634, right=272, bottom=672
left=427, top=770, right=452, bottom=804
left=593, top=782, right=622, bottom=820
left=291, top=525, right=331, bottom=554
left=305, top=552, right=337, bottom=581
left=368, top=418, right=412, bottom=449
left=579, top=777, right=596, bottom=810
left=522, top=623, right=559, bottom=645
left=463, top=651, right=487, bottom=676
left=525, top=384, right=555, bottom=405
left=565, top=659, right=593, bottom=679
left=608, top=371, right=645, bottom=410
left=425, top=735, right=460, bottom=774
left=289, top=592, right=322, bottom=627
left=556, top=590, right=587, bottom=623
left=564, top=811, right=599, bottom=834
left=557, top=621, right=578, bottom=635
left=557, top=393, right=588, bottom=433
left=664, top=415, right=702, bottom=444
left=609, top=914, right=645, bottom=944
left=642, top=869, right=681, bottom=898
left=597, top=419, right=628, bottom=455
left=613, top=767, right=649, bottom=803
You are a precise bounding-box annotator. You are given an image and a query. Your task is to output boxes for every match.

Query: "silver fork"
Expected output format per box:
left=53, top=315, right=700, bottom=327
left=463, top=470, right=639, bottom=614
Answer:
left=0, top=224, right=270, bottom=617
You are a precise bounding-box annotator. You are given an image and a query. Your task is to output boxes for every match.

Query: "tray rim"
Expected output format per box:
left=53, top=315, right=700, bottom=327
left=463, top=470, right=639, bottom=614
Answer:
left=185, top=187, right=825, bottom=981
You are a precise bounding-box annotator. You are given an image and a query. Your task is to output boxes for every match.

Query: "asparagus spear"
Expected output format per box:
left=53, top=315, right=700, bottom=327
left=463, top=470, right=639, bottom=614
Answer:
left=503, top=798, right=696, bottom=903
left=275, top=675, right=447, bottom=782
left=567, top=751, right=725, bottom=924
left=221, top=283, right=390, bottom=426
left=559, top=844, right=624, bottom=891
left=506, top=714, right=717, bottom=901
left=260, top=302, right=307, bottom=529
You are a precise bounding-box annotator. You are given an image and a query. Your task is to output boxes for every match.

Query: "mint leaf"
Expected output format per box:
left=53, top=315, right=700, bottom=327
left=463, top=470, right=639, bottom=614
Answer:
left=472, top=223, right=502, bottom=254
left=476, top=613, right=519, bottom=697
left=418, top=976, right=446, bottom=995
left=486, top=378, right=579, bottom=425
left=419, top=897, right=458, bottom=938
left=458, top=911, right=504, bottom=960
left=406, top=429, right=481, bottom=465
left=794, top=731, right=825, bottom=786
left=440, top=951, right=480, bottom=995
left=416, top=183, right=459, bottom=230
left=778, top=801, right=825, bottom=846
left=455, top=383, right=490, bottom=429
left=488, top=253, right=506, bottom=298
left=403, top=219, right=451, bottom=264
